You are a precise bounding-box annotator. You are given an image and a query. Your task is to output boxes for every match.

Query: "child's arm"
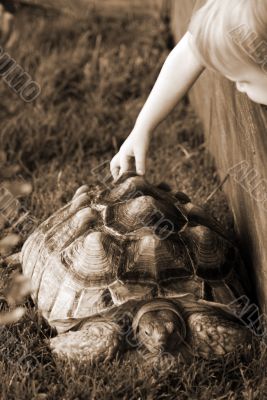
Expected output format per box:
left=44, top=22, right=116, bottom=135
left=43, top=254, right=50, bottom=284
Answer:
left=110, top=31, right=205, bottom=179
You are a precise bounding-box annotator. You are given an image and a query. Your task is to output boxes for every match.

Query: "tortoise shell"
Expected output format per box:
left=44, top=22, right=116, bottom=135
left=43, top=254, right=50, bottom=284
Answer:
left=21, top=174, right=246, bottom=333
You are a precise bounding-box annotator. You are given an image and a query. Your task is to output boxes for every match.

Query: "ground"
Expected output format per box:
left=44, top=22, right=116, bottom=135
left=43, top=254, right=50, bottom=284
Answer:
left=0, top=4, right=266, bottom=400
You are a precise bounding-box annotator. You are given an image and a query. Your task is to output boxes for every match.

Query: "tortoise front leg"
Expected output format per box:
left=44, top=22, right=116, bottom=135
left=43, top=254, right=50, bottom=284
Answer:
left=50, top=321, right=122, bottom=363
left=187, top=312, right=252, bottom=359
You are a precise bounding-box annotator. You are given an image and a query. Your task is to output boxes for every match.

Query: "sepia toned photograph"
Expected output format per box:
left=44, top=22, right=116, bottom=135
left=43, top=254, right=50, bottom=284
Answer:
left=0, top=0, right=266, bottom=399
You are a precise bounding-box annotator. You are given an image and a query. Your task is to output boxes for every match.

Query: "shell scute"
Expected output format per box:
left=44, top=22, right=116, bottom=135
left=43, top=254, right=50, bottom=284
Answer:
left=108, top=280, right=156, bottom=305
left=61, top=231, right=121, bottom=286
left=70, top=192, right=91, bottom=213
left=119, top=233, right=193, bottom=284
left=104, top=195, right=187, bottom=235
left=73, top=185, right=89, bottom=199
left=44, top=207, right=98, bottom=252
left=161, top=278, right=204, bottom=300
left=187, top=225, right=235, bottom=280
left=99, top=175, right=153, bottom=204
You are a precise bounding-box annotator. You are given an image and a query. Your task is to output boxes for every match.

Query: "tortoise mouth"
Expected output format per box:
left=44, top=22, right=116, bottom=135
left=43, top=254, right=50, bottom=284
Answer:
left=132, top=299, right=186, bottom=340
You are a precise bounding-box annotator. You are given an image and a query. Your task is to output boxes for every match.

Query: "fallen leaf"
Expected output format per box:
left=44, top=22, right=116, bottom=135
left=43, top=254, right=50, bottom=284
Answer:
left=2, top=181, right=32, bottom=197
left=1, top=165, right=21, bottom=178
left=6, top=273, right=32, bottom=306
left=0, top=234, right=21, bottom=256
left=0, top=307, right=25, bottom=325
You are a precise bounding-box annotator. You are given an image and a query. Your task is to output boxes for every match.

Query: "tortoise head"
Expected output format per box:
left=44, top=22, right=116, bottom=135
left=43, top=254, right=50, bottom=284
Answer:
left=132, top=300, right=186, bottom=354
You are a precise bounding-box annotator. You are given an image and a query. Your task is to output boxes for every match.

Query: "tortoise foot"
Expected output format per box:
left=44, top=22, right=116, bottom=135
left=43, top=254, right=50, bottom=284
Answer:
left=50, top=321, right=122, bottom=363
left=187, top=312, right=252, bottom=359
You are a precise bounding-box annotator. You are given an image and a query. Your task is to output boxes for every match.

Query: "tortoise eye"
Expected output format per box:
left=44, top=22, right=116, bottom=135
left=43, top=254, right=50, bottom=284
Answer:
left=145, top=330, right=150, bottom=336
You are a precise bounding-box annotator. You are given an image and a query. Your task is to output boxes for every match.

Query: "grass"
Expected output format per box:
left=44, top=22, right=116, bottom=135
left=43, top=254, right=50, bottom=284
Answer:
left=0, top=4, right=266, bottom=400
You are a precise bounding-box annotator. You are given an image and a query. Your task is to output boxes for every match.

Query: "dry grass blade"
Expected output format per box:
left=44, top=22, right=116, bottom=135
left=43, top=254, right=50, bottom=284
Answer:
left=205, top=174, right=230, bottom=204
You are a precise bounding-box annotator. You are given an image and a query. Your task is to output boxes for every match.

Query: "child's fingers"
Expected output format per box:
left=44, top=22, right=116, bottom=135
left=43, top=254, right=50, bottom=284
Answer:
left=112, top=167, right=120, bottom=181
left=135, top=148, right=146, bottom=176
left=110, top=154, right=121, bottom=179
left=120, top=154, right=133, bottom=174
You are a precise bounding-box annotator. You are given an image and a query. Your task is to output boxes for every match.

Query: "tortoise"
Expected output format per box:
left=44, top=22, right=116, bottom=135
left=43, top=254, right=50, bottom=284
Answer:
left=20, top=173, right=252, bottom=362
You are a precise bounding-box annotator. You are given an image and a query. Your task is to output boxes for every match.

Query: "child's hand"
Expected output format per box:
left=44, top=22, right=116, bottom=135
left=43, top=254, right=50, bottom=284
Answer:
left=110, top=32, right=205, bottom=181
left=110, top=129, right=151, bottom=180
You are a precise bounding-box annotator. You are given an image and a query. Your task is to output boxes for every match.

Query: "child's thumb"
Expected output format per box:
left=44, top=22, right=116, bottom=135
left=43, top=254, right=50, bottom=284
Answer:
left=135, top=150, right=146, bottom=175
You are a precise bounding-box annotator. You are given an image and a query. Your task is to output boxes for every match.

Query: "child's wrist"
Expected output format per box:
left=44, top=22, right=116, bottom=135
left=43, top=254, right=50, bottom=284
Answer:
left=133, top=122, right=153, bottom=137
